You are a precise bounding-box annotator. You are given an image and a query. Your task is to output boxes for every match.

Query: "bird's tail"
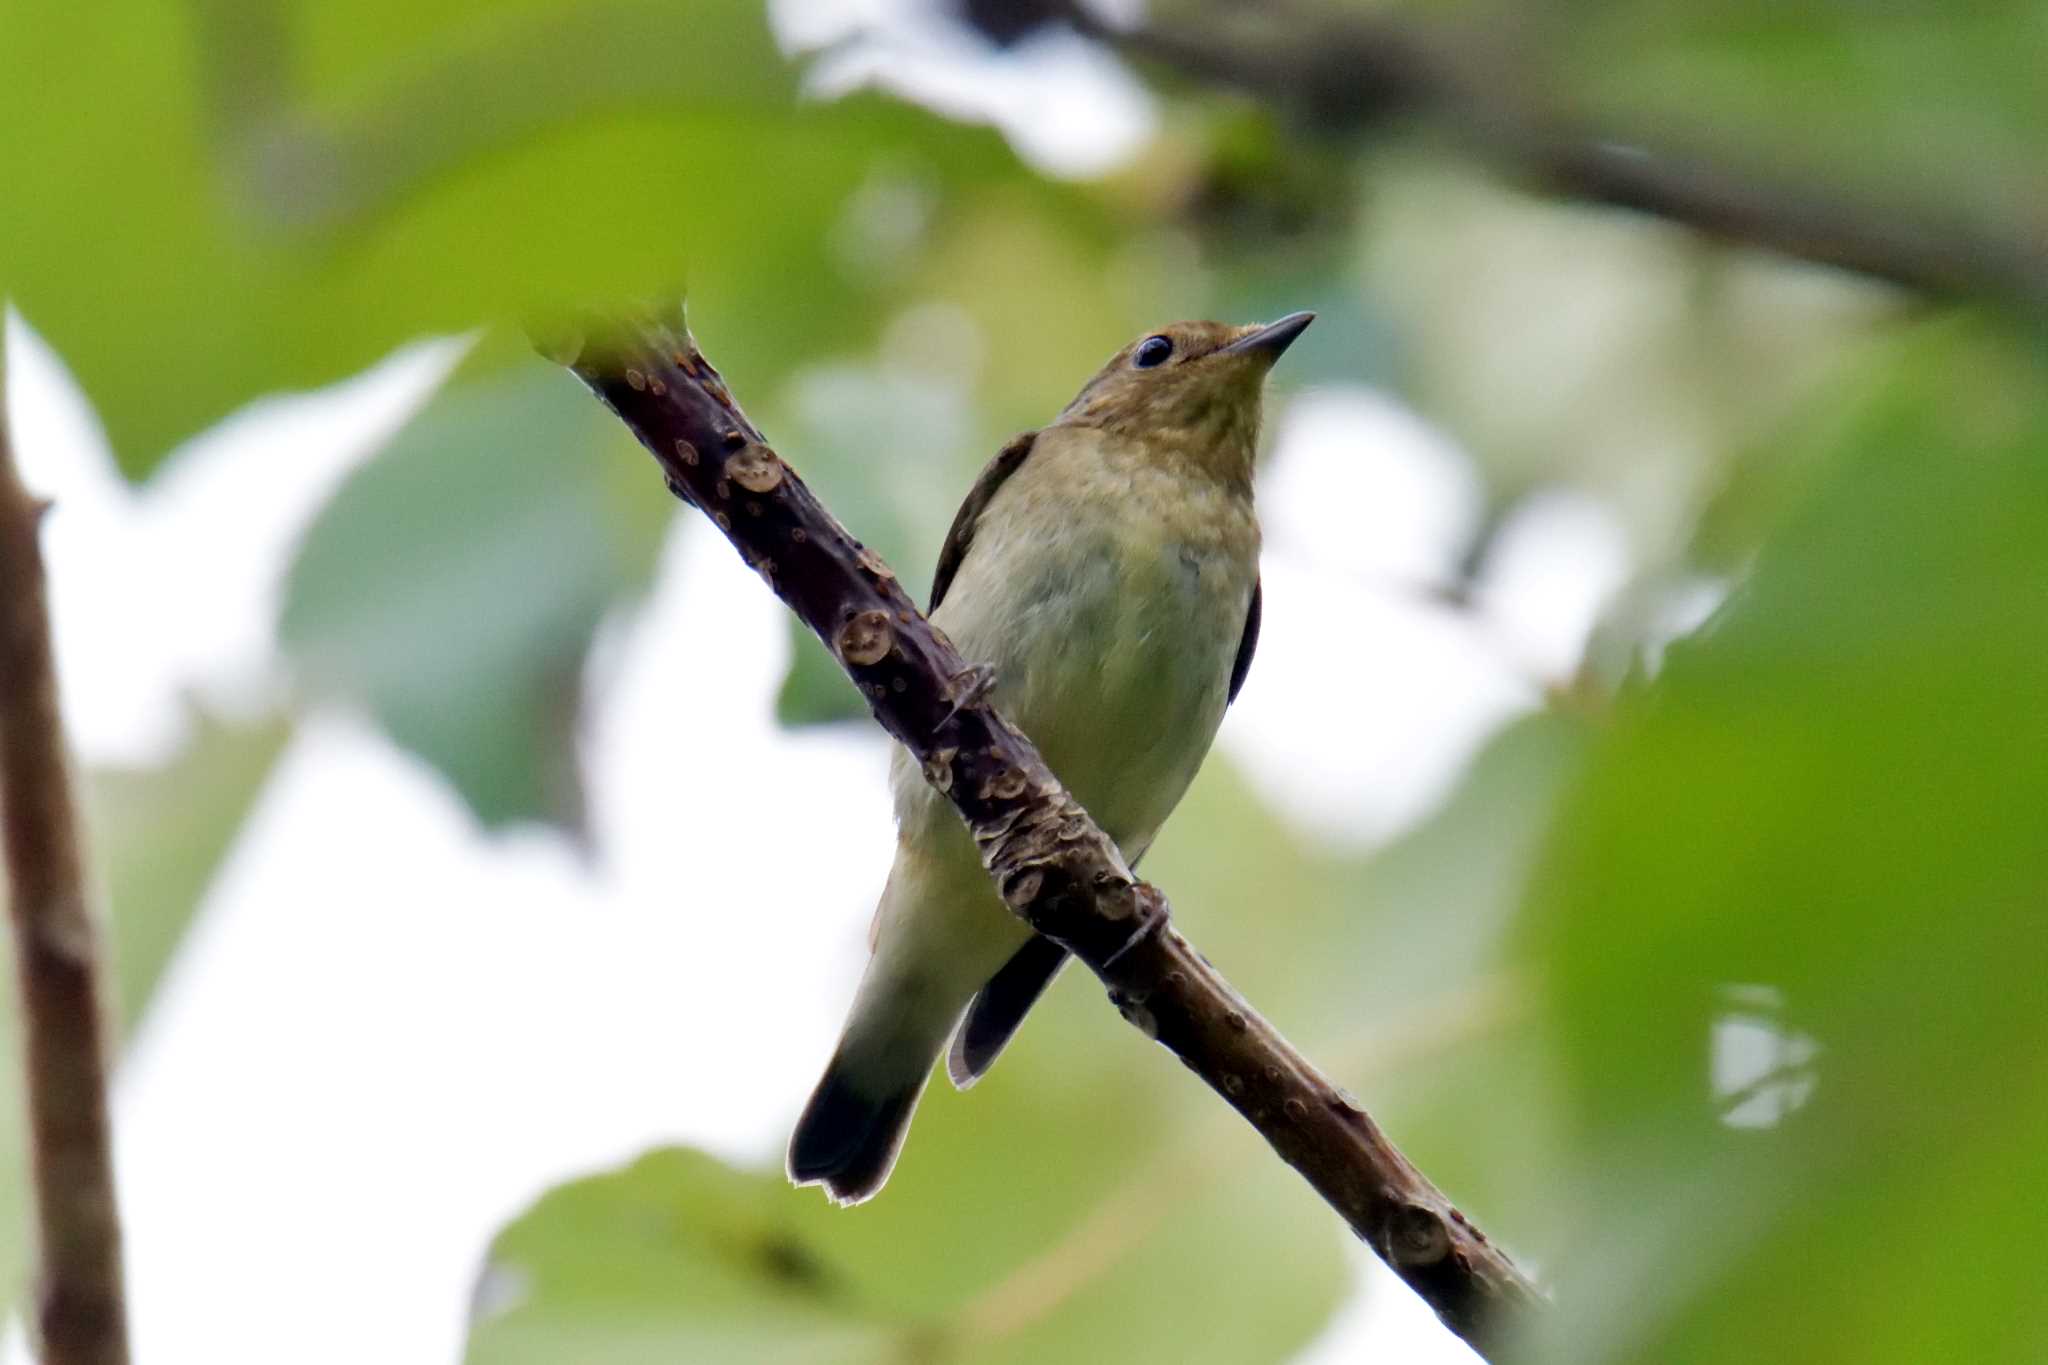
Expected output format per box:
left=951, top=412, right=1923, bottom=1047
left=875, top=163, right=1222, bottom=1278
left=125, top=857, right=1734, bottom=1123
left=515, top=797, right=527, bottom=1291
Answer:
left=786, top=974, right=961, bottom=1205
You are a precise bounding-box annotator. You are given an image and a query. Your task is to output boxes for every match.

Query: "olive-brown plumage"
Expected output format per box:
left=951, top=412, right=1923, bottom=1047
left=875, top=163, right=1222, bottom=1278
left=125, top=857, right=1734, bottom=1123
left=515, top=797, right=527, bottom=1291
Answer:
left=789, top=312, right=1313, bottom=1203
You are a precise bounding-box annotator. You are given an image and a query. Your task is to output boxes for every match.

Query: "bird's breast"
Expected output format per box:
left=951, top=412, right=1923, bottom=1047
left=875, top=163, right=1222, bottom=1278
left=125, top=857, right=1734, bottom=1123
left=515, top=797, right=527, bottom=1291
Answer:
left=911, top=471, right=1258, bottom=857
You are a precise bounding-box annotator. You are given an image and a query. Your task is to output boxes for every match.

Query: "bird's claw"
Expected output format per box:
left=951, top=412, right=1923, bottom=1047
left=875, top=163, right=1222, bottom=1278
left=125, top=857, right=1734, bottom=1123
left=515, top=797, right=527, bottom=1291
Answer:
left=941, top=662, right=998, bottom=726
left=1103, top=895, right=1170, bottom=969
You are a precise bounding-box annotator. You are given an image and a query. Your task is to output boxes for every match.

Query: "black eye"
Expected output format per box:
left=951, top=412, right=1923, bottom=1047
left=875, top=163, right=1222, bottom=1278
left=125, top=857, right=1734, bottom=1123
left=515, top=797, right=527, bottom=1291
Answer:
left=1133, top=335, right=1174, bottom=369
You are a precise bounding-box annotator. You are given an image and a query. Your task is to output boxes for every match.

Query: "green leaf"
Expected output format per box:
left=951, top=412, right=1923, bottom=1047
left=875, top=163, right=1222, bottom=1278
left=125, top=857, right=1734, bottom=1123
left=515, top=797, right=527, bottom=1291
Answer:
left=0, top=709, right=288, bottom=1318
left=469, top=1149, right=900, bottom=1365
left=471, top=1123, right=1343, bottom=1365
left=1526, top=320, right=2048, bottom=1362
left=0, top=0, right=1091, bottom=475
left=280, top=357, right=669, bottom=830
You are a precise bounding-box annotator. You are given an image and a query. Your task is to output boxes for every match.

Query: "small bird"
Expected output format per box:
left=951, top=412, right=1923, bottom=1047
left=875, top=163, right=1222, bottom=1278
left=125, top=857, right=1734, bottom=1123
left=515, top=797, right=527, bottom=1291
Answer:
left=788, top=311, right=1315, bottom=1203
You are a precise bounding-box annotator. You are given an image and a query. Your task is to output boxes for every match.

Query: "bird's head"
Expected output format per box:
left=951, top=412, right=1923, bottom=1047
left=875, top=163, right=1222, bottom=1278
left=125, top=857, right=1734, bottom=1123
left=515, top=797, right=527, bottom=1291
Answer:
left=1054, top=312, right=1314, bottom=483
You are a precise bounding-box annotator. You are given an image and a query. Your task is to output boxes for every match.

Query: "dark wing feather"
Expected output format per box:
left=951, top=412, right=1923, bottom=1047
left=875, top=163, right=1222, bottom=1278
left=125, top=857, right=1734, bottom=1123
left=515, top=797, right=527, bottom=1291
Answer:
left=1228, top=577, right=1261, bottom=704
left=946, top=934, right=1069, bottom=1089
left=930, top=430, right=1037, bottom=613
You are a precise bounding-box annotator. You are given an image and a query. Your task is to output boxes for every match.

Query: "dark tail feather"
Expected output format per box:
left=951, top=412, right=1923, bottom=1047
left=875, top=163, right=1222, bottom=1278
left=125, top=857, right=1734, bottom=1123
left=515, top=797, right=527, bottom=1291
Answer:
left=946, top=935, right=1069, bottom=1089
left=787, top=1060, right=924, bottom=1205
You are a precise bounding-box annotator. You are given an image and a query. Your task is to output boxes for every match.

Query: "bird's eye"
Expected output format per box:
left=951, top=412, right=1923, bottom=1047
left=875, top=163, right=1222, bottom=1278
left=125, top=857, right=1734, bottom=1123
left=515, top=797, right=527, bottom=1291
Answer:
left=1133, top=335, right=1174, bottom=369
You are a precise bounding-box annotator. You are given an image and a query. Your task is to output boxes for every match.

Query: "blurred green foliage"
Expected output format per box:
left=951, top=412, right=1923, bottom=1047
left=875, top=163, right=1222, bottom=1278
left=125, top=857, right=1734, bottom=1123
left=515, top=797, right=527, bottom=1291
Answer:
left=4, top=0, right=2047, bottom=1358
left=1527, top=322, right=2048, bottom=1362
left=0, top=0, right=1091, bottom=473
left=1558, top=0, right=2048, bottom=231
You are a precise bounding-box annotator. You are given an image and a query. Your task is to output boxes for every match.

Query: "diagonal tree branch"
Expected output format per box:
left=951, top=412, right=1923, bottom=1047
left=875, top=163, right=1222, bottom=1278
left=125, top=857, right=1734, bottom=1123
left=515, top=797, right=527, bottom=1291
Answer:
left=548, top=307, right=1546, bottom=1357
left=0, top=346, right=133, bottom=1364
left=1036, top=1, right=2048, bottom=316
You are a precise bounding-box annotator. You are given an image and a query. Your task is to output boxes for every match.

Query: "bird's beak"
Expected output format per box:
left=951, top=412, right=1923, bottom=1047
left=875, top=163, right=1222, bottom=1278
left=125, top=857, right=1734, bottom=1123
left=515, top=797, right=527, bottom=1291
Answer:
left=1222, top=310, right=1316, bottom=360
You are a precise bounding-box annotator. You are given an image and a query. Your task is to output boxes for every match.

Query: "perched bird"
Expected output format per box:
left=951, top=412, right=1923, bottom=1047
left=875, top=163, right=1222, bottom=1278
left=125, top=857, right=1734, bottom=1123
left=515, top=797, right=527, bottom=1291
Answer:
left=788, top=312, right=1315, bottom=1204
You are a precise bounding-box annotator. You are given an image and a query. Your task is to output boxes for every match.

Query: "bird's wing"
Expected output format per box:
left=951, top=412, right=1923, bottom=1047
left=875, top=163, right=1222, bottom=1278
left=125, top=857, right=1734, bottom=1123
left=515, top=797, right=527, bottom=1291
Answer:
left=946, top=932, right=1069, bottom=1089
left=1228, top=577, right=1261, bottom=705
left=929, top=429, right=1038, bottom=613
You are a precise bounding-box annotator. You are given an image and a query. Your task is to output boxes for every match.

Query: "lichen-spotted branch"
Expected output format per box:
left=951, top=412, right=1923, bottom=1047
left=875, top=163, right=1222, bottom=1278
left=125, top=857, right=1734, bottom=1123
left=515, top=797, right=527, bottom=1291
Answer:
left=551, top=305, right=1544, bottom=1355
left=0, top=350, right=133, bottom=1365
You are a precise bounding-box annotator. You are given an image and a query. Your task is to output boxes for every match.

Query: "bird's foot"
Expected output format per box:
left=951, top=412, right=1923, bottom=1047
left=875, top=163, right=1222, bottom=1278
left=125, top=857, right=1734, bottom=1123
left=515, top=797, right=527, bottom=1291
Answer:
left=940, top=662, right=998, bottom=727
left=1102, top=893, right=1170, bottom=969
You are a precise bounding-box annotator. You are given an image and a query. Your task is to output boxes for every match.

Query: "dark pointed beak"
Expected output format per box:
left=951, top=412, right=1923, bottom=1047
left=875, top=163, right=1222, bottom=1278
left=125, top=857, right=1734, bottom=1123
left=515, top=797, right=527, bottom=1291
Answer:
left=1222, top=310, right=1315, bottom=360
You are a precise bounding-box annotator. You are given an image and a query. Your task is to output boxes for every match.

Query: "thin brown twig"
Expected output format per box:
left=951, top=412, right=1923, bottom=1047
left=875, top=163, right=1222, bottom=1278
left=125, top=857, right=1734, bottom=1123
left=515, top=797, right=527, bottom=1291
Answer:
left=551, top=306, right=1546, bottom=1357
left=0, top=347, right=133, bottom=1362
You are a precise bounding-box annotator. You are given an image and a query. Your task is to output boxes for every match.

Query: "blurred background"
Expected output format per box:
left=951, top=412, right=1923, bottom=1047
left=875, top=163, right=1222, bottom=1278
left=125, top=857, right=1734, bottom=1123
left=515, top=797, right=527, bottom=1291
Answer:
left=3, top=0, right=2046, bottom=1360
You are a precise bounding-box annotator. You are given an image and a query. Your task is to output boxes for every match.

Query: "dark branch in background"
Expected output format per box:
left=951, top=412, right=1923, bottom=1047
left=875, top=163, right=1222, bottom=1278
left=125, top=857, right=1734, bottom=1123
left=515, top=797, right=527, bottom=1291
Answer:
left=548, top=308, right=1545, bottom=1357
left=1008, top=0, right=2048, bottom=316
left=0, top=350, right=133, bottom=1364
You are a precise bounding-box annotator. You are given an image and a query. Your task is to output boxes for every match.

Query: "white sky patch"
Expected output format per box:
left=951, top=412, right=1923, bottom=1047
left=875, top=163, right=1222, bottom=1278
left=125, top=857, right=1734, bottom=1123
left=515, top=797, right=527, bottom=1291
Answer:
left=1295, top=1245, right=1483, bottom=1365
left=117, top=717, right=609, bottom=1365
left=1472, top=489, right=1634, bottom=684
left=1223, top=551, right=1537, bottom=846
left=579, top=518, right=900, bottom=1143
left=1711, top=984, right=1819, bottom=1130
left=1226, top=390, right=1548, bottom=845
left=1260, top=388, right=1487, bottom=586
left=775, top=0, right=1157, bottom=177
